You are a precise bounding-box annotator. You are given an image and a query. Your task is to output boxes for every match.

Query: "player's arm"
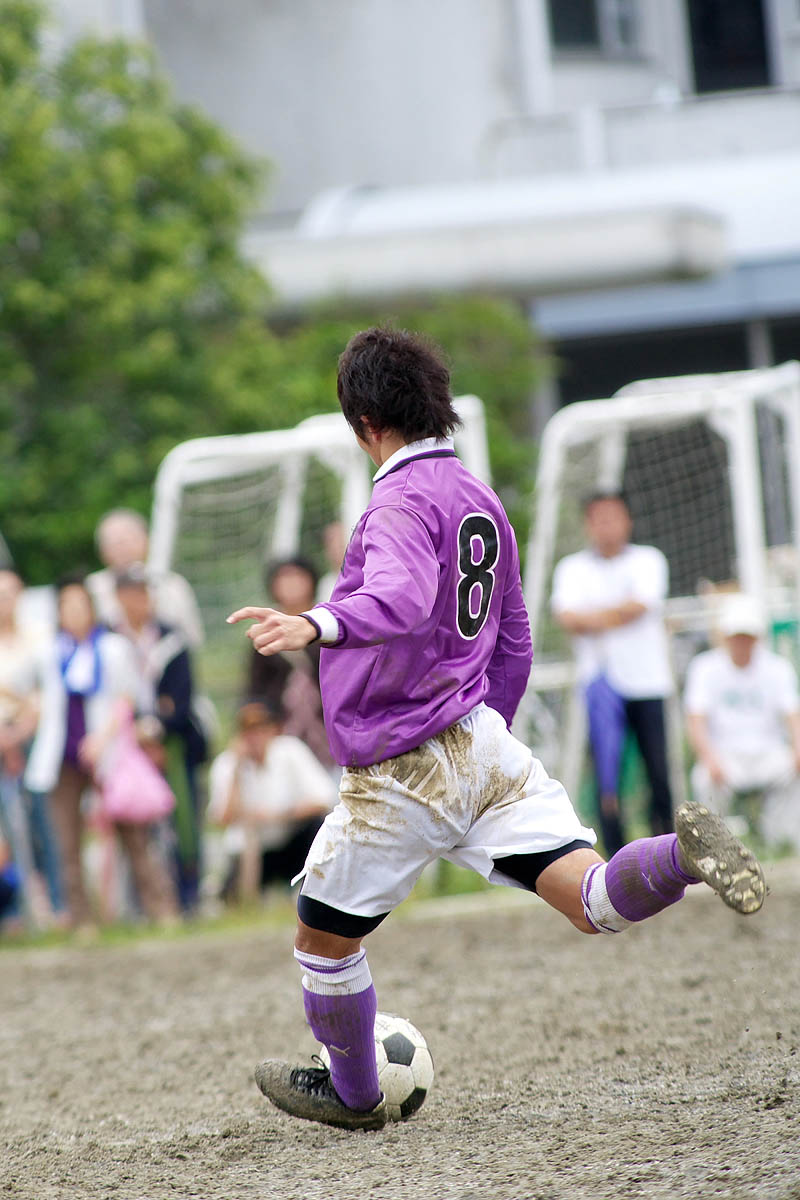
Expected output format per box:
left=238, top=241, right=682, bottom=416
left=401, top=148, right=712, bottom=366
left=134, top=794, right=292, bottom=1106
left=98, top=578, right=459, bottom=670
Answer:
left=227, top=606, right=319, bottom=656
left=312, top=507, right=438, bottom=647
left=485, top=556, right=532, bottom=728
left=231, top=507, right=439, bottom=656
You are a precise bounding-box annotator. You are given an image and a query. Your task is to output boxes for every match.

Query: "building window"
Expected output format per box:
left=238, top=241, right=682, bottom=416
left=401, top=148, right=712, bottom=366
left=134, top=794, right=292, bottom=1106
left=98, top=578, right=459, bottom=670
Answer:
left=686, top=0, right=771, bottom=93
left=547, top=0, right=639, bottom=55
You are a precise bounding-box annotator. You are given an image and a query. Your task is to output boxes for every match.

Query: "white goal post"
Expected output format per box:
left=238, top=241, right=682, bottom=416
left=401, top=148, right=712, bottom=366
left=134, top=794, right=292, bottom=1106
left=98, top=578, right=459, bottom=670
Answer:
left=518, top=360, right=800, bottom=804
left=147, top=396, right=489, bottom=714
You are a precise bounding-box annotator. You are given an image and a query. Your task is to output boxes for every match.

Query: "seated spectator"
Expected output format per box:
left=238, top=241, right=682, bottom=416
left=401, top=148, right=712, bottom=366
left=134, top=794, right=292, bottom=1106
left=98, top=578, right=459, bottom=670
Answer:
left=246, top=557, right=334, bottom=770
left=685, top=592, right=800, bottom=851
left=0, top=568, right=64, bottom=926
left=114, top=564, right=208, bottom=912
left=87, top=508, right=204, bottom=649
left=26, top=574, right=178, bottom=929
left=207, top=702, right=335, bottom=903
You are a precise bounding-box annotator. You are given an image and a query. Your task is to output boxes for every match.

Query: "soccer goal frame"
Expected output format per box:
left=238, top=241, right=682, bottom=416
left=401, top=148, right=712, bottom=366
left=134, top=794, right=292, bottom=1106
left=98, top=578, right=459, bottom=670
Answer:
left=519, top=360, right=800, bottom=802
left=148, top=395, right=489, bottom=579
left=146, top=396, right=489, bottom=718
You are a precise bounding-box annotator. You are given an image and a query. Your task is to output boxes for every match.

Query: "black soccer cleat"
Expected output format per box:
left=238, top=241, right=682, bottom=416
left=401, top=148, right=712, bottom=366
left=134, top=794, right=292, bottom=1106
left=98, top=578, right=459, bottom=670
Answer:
left=254, top=1058, right=387, bottom=1131
left=676, top=801, right=765, bottom=915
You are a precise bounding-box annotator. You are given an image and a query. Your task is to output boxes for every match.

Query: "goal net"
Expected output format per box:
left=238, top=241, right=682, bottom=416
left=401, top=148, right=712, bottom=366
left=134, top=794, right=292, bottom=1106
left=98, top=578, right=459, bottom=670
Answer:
left=518, top=361, right=800, bottom=805
left=148, top=397, right=489, bottom=721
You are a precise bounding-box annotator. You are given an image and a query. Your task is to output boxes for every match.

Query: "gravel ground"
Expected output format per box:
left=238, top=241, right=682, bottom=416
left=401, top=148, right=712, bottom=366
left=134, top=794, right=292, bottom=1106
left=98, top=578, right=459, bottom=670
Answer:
left=2, top=862, right=800, bottom=1200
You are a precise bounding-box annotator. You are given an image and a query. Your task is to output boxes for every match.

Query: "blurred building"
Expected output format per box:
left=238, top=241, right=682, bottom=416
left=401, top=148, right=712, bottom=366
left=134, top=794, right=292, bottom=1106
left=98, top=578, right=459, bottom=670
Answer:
left=55, top=1, right=800, bottom=414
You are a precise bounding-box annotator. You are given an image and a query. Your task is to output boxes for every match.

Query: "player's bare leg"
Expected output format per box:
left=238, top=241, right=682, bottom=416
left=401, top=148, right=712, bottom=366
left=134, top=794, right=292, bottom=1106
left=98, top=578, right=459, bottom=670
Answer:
left=537, top=802, right=764, bottom=936
left=254, top=919, right=387, bottom=1130
left=536, top=846, right=604, bottom=933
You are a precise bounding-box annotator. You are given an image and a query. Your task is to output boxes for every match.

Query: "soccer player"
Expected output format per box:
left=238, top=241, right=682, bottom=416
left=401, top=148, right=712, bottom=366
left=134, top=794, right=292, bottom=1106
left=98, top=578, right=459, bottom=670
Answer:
left=228, top=328, right=765, bottom=1132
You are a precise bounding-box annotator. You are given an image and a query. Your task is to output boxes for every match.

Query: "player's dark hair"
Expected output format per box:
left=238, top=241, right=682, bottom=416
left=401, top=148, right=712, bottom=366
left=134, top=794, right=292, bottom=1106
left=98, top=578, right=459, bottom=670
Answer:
left=264, top=556, right=319, bottom=594
left=582, top=490, right=630, bottom=514
left=337, top=327, right=462, bottom=441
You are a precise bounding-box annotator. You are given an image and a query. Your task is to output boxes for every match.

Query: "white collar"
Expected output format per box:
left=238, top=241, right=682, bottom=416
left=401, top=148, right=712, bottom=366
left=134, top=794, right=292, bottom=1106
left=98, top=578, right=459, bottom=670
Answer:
left=373, top=436, right=455, bottom=482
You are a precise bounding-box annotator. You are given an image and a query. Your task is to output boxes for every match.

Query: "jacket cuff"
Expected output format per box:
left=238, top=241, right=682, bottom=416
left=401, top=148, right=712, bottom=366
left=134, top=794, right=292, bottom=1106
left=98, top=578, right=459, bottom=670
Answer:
left=302, top=606, right=341, bottom=645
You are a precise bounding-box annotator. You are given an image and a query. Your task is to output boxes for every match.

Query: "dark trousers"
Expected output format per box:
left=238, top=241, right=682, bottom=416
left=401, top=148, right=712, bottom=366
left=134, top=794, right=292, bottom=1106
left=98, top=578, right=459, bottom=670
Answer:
left=585, top=676, right=673, bottom=855
left=221, top=815, right=323, bottom=902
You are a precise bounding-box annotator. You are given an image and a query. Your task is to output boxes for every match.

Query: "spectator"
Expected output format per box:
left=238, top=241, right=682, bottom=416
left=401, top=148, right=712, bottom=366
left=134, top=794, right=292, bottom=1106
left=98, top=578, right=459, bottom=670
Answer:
left=316, top=521, right=348, bottom=603
left=0, top=831, right=19, bottom=928
left=114, top=564, right=207, bottom=912
left=87, top=508, right=204, bottom=649
left=246, top=557, right=333, bottom=770
left=0, top=568, right=64, bottom=925
left=685, top=593, right=800, bottom=851
left=25, top=574, right=177, bottom=929
left=207, top=701, right=334, bottom=903
left=552, top=492, right=674, bottom=854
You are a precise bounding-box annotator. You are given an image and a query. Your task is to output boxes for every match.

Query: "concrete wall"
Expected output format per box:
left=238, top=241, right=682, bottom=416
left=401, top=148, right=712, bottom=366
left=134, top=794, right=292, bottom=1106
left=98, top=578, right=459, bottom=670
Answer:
left=142, top=0, right=522, bottom=214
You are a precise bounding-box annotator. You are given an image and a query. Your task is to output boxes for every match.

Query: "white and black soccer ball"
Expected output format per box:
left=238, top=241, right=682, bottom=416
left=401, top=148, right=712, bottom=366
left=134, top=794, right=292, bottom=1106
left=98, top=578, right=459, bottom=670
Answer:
left=320, top=1011, right=434, bottom=1121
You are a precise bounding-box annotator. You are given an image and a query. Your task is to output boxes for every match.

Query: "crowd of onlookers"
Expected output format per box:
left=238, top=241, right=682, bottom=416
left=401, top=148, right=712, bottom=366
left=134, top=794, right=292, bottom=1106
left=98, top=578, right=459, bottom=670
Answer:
left=552, top=491, right=800, bottom=858
left=0, top=509, right=343, bottom=936
left=2, top=493, right=800, bottom=938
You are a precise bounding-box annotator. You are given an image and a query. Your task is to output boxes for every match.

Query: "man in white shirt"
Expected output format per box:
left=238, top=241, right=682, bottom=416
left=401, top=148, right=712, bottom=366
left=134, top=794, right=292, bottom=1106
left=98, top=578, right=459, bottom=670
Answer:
left=207, top=702, right=336, bottom=901
left=685, top=593, right=800, bottom=851
left=87, top=509, right=204, bottom=650
left=552, top=492, right=674, bottom=854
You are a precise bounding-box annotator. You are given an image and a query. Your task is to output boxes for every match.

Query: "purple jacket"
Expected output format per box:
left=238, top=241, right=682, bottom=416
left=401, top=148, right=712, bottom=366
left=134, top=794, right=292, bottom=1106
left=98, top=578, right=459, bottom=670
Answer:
left=315, top=446, right=532, bottom=766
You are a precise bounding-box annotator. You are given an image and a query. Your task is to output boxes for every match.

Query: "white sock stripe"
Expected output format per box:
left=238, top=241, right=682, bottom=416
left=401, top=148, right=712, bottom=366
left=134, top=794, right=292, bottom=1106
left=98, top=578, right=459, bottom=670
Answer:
left=294, top=948, right=365, bottom=974
left=294, top=948, right=373, bottom=996
left=581, top=862, right=632, bottom=935
left=580, top=862, right=601, bottom=909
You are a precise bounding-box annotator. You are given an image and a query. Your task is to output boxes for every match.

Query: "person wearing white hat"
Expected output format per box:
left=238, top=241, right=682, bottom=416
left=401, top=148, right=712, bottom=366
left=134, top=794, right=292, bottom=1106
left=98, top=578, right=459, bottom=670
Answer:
left=684, top=593, right=800, bottom=850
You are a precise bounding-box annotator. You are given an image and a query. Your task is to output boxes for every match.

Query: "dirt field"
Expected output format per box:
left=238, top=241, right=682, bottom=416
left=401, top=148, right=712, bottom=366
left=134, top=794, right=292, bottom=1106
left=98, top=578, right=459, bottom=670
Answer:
left=2, top=863, right=800, bottom=1200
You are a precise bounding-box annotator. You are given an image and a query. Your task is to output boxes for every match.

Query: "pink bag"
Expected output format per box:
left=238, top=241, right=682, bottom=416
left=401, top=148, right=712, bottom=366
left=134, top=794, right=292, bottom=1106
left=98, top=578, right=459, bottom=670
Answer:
left=100, top=707, right=175, bottom=825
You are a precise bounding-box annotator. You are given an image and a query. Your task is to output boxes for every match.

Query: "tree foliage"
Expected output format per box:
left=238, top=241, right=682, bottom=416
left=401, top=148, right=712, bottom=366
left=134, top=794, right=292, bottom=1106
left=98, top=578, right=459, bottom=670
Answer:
left=0, top=2, right=547, bottom=583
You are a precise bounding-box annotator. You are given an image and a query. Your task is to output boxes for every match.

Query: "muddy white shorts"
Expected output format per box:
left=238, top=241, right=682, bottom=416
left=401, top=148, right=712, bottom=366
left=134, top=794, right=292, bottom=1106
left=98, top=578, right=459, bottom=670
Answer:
left=294, top=703, right=596, bottom=918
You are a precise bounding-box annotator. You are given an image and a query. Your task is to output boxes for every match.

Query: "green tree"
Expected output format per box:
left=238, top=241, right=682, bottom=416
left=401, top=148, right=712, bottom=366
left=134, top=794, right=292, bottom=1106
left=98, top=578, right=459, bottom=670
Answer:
left=0, top=1, right=282, bottom=581
left=0, top=2, right=547, bottom=583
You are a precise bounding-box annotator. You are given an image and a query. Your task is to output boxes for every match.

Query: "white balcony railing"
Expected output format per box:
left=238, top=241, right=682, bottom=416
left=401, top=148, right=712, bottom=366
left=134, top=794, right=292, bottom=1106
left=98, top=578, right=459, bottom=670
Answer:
left=480, top=88, right=800, bottom=178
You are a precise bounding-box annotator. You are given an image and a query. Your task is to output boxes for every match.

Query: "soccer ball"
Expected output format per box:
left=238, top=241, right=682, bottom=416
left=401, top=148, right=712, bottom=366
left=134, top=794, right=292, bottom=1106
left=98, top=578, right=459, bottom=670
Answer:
left=319, top=1011, right=434, bottom=1121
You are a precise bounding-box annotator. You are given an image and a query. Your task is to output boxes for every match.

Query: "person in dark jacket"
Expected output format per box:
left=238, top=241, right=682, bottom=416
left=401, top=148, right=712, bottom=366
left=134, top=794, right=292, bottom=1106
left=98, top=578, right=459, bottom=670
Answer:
left=114, top=565, right=207, bottom=911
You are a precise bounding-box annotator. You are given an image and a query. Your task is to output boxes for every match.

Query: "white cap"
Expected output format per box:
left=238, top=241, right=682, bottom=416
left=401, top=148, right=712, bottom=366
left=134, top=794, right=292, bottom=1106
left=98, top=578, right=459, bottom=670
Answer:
left=717, top=593, right=765, bottom=638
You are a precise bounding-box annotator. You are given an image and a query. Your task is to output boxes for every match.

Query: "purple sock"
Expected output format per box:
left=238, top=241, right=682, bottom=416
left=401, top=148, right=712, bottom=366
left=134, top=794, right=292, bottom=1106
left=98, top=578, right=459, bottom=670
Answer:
left=604, top=834, right=699, bottom=923
left=303, top=984, right=381, bottom=1112
left=295, top=949, right=381, bottom=1112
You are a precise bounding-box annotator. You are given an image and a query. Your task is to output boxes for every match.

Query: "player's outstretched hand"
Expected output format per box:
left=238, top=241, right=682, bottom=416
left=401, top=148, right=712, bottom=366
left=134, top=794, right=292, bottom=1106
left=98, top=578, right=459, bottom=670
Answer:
left=227, top=606, right=317, bottom=655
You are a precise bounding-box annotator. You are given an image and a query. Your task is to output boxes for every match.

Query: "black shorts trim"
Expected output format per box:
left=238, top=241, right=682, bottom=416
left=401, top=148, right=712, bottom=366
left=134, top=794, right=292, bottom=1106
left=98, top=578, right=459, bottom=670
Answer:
left=493, top=839, right=594, bottom=894
left=297, top=893, right=390, bottom=939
